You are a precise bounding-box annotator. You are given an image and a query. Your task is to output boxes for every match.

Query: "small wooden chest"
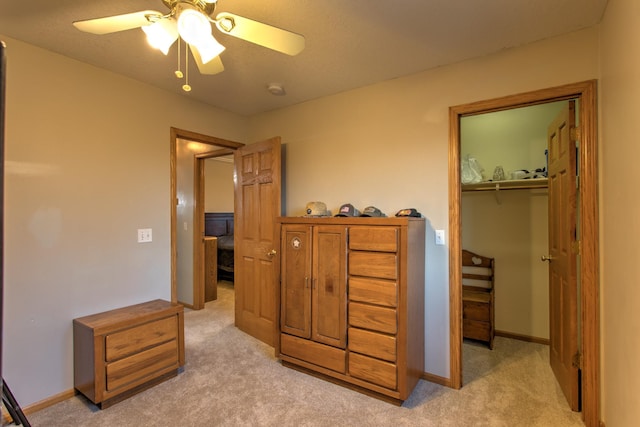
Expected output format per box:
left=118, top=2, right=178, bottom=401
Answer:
left=73, top=299, right=185, bottom=408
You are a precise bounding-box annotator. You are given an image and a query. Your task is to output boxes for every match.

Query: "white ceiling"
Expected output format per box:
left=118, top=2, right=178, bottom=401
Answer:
left=0, top=0, right=607, bottom=116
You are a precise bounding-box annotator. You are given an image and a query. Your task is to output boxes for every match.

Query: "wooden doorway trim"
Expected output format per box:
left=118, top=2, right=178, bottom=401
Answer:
left=448, top=80, right=599, bottom=426
left=170, top=127, right=243, bottom=307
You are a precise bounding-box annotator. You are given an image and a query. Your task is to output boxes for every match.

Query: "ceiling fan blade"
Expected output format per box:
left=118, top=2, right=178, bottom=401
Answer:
left=214, top=12, right=305, bottom=56
left=191, top=46, right=225, bottom=75
left=73, top=10, right=164, bottom=35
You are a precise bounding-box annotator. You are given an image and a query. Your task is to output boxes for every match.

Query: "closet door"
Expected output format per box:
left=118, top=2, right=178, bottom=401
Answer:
left=547, top=100, right=579, bottom=410
left=280, top=225, right=312, bottom=339
left=312, top=226, right=347, bottom=348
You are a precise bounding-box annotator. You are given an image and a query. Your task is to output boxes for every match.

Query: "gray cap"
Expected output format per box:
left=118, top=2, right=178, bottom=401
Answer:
left=335, top=203, right=360, bottom=217
left=360, top=206, right=386, bottom=217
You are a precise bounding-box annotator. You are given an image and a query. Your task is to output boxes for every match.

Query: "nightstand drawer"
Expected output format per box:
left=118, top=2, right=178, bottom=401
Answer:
left=106, top=339, right=179, bottom=391
left=106, top=316, right=178, bottom=362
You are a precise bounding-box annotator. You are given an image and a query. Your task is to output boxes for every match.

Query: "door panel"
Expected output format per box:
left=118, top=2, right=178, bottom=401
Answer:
left=234, top=137, right=281, bottom=346
left=547, top=101, right=579, bottom=411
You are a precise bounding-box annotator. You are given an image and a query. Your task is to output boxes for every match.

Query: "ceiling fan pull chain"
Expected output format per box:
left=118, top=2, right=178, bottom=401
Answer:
left=183, top=43, right=192, bottom=92
left=175, top=37, right=184, bottom=79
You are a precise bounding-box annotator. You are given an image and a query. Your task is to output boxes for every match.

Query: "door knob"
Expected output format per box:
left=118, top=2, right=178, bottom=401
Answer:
left=541, top=255, right=554, bottom=262
left=267, top=249, right=277, bottom=257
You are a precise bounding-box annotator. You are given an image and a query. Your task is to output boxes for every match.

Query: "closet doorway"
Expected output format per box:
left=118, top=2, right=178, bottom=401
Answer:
left=448, top=81, right=599, bottom=426
left=460, top=100, right=569, bottom=347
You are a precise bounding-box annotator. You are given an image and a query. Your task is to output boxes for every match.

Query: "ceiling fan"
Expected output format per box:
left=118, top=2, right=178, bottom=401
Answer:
left=73, top=0, right=305, bottom=88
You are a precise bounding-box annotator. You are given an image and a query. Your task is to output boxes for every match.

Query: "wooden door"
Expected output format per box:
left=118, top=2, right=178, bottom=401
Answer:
left=547, top=101, right=579, bottom=411
left=280, top=224, right=312, bottom=339
left=312, top=226, right=347, bottom=348
left=234, top=137, right=281, bottom=346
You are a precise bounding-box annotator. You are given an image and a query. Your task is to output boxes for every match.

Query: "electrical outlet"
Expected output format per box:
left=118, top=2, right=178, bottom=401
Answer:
left=137, top=228, right=152, bottom=243
left=435, top=229, right=445, bottom=246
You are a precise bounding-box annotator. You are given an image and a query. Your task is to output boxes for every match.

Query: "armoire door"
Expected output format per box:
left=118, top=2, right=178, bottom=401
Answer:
left=312, top=226, right=347, bottom=348
left=280, top=224, right=312, bottom=339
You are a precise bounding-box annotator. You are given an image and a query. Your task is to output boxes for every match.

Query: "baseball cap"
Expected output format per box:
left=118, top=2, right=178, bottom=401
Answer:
left=335, top=203, right=361, bottom=217
left=395, top=208, right=422, bottom=217
left=304, top=201, right=330, bottom=217
left=360, top=206, right=386, bottom=217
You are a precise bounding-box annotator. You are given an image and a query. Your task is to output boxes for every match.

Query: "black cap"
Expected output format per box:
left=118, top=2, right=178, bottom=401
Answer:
left=395, top=208, right=422, bottom=218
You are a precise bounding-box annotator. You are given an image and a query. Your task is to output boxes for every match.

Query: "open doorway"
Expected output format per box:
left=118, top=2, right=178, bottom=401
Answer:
left=448, top=81, right=599, bottom=426
left=459, top=100, right=579, bottom=411
left=196, top=153, right=235, bottom=306
left=460, top=100, right=570, bottom=346
left=170, top=127, right=243, bottom=309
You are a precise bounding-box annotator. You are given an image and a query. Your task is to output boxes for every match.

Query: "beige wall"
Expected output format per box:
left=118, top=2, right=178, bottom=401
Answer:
left=204, top=159, right=234, bottom=212
left=249, top=27, right=599, bottom=378
left=462, top=190, right=549, bottom=338
left=599, top=0, right=640, bottom=424
left=2, top=36, right=248, bottom=406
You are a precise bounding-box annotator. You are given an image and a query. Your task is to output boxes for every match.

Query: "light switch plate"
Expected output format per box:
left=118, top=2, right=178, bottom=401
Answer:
left=137, top=228, right=152, bottom=243
left=435, top=229, right=445, bottom=246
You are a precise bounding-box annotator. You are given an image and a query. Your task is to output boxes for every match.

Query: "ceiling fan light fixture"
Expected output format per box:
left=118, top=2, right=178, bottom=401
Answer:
left=191, top=35, right=225, bottom=64
left=142, top=18, right=178, bottom=55
left=177, top=7, right=212, bottom=46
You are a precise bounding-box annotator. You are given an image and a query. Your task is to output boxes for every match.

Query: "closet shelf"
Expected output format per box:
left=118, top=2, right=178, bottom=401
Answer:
left=462, top=178, right=548, bottom=192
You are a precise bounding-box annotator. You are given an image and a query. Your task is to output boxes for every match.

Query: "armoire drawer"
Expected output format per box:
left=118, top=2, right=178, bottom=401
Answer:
left=349, top=352, right=397, bottom=390
left=348, top=327, right=396, bottom=362
left=349, top=302, right=397, bottom=334
left=348, top=252, right=398, bottom=280
left=349, top=227, right=398, bottom=252
left=280, top=333, right=346, bottom=373
left=348, top=277, right=397, bottom=308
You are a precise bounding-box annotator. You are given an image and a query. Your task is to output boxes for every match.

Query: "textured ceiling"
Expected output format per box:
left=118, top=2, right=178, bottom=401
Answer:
left=0, top=0, right=607, bottom=116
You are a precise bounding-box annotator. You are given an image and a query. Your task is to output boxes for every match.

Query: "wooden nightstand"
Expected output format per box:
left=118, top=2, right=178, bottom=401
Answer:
left=73, top=299, right=184, bottom=408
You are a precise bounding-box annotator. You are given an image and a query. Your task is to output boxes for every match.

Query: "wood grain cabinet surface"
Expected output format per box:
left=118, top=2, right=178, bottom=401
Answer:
left=73, top=299, right=185, bottom=408
left=276, top=217, right=425, bottom=405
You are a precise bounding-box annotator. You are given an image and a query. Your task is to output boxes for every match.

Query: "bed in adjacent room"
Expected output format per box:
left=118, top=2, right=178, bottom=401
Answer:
left=204, top=212, right=234, bottom=282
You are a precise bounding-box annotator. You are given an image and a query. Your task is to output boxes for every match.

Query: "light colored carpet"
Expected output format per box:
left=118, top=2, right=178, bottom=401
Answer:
left=23, top=282, right=583, bottom=426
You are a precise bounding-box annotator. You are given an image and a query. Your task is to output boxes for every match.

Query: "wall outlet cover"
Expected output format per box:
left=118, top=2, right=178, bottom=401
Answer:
left=137, top=228, right=152, bottom=243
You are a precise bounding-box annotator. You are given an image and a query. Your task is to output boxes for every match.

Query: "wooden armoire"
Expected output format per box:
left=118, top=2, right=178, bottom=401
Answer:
left=276, top=217, right=425, bottom=404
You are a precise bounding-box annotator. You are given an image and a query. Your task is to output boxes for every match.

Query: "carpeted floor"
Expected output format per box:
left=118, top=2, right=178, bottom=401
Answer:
left=23, top=282, right=584, bottom=426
